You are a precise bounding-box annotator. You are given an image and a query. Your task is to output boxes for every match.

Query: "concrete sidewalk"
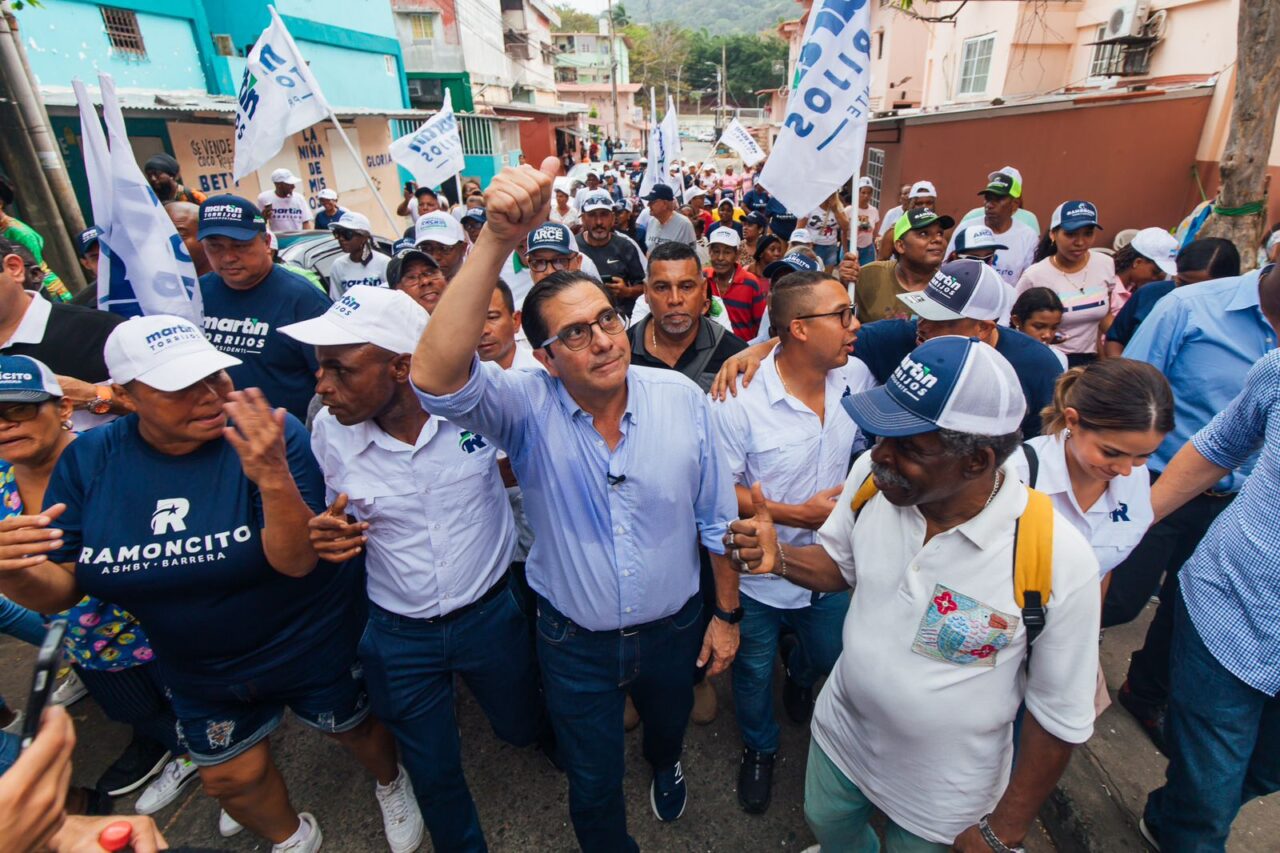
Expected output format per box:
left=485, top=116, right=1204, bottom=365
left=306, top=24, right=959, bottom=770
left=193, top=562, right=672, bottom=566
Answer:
left=1039, top=602, right=1277, bottom=852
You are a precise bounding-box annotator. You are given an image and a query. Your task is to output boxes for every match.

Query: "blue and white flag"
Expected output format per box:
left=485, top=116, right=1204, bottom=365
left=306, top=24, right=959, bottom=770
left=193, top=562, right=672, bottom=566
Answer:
left=716, top=119, right=766, bottom=167
left=388, top=88, right=466, bottom=189
left=639, top=91, right=682, bottom=196
left=759, top=0, right=873, bottom=215
left=74, top=75, right=202, bottom=324
left=233, top=7, right=330, bottom=180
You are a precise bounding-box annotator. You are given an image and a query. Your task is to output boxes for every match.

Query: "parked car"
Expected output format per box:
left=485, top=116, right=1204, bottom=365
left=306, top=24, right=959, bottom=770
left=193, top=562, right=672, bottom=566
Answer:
left=612, top=148, right=643, bottom=166
left=275, top=231, right=398, bottom=297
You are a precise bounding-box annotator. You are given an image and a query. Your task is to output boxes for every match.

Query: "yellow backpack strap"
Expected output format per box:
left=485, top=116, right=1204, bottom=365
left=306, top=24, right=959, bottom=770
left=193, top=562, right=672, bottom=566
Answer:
left=1013, top=486, right=1055, bottom=650
left=850, top=473, right=879, bottom=517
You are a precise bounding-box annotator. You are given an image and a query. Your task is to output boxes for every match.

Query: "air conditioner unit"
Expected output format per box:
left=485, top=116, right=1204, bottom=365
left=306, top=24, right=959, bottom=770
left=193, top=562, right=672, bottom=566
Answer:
left=1103, top=0, right=1151, bottom=41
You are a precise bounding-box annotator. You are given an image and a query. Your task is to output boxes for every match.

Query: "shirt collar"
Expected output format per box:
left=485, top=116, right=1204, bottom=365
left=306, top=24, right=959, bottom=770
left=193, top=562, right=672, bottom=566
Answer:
left=3, top=292, right=50, bottom=348
left=347, top=413, right=440, bottom=455
left=1225, top=264, right=1271, bottom=312
left=951, top=460, right=1026, bottom=551
left=554, top=367, right=637, bottom=424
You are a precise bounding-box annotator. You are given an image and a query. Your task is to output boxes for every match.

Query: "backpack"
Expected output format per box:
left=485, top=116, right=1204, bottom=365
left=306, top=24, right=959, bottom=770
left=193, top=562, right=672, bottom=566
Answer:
left=849, top=443, right=1054, bottom=658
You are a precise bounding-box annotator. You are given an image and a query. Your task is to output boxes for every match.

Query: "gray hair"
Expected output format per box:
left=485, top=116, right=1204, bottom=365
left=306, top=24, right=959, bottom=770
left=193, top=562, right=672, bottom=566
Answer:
left=936, top=428, right=1022, bottom=468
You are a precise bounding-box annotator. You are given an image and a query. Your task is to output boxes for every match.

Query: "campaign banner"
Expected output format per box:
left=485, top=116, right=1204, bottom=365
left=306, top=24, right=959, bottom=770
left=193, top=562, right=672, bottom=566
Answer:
left=639, top=91, right=682, bottom=196
left=716, top=119, right=766, bottom=167
left=759, top=0, right=873, bottom=215
left=233, top=7, right=330, bottom=180
left=388, top=88, right=466, bottom=189
left=75, top=75, right=202, bottom=325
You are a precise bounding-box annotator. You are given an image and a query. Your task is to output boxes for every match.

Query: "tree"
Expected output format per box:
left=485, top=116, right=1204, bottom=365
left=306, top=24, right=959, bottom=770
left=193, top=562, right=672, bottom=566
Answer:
left=685, top=31, right=787, bottom=107
left=1195, top=0, right=1280, bottom=271
left=623, top=21, right=689, bottom=97
left=552, top=4, right=598, bottom=32
left=611, top=3, right=630, bottom=27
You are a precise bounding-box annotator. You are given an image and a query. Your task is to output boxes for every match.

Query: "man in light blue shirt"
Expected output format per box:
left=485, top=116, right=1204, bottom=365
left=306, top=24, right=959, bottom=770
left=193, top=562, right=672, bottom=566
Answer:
left=1105, top=265, right=1278, bottom=749
left=1141, top=305, right=1280, bottom=851
left=410, top=157, right=741, bottom=853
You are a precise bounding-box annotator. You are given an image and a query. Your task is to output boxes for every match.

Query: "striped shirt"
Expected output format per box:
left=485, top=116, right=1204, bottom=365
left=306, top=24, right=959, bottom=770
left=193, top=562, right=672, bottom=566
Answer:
left=707, top=264, right=767, bottom=341
left=1181, top=348, right=1280, bottom=694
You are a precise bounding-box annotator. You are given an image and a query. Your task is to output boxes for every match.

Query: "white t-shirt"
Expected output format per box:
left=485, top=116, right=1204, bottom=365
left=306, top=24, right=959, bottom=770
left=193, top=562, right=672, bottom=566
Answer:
left=1013, top=433, right=1152, bottom=576
left=812, top=454, right=1100, bottom=844
left=1014, top=253, right=1115, bottom=356
left=947, top=219, right=1039, bottom=288
left=710, top=349, right=874, bottom=609
left=845, top=204, right=880, bottom=249
left=327, top=253, right=390, bottom=301
left=878, top=204, right=904, bottom=238
left=257, top=191, right=313, bottom=232
left=806, top=209, right=841, bottom=247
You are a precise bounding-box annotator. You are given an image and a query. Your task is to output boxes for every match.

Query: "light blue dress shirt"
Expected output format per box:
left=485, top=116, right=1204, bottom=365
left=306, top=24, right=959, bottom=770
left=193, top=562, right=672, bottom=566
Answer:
left=414, top=357, right=736, bottom=631
left=1181, top=349, right=1280, bottom=694
left=1123, top=265, right=1277, bottom=492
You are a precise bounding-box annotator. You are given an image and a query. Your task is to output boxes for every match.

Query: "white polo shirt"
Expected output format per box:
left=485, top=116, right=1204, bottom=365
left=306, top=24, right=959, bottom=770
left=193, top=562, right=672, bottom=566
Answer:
left=328, top=253, right=390, bottom=300
left=812, top=452, right=1100, bottom=844
left=711, top=348, right=874, bottom=609
left=1013, top=433, right=1152, bottom=576
left=310, top=408, right=516, bottom=619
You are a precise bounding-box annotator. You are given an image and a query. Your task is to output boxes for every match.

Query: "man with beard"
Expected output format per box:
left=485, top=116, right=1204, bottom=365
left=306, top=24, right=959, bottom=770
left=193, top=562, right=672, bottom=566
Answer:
left=576, top=192, right=646, bottom=316
left=855, top=208, right=952, bottom=322
left=143, top=153, right=206, bottom=204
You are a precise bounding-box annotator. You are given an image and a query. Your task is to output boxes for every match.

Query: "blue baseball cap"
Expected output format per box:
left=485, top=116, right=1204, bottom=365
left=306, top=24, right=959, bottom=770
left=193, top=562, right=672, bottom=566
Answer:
left=0, top=355, right=62, bottom=402
left=460, top=208, right=487, bottom=225
left=1050, top=200, right=1102, bottom=233
left=643, top=184, right=676, bottom=202
left=841, top=336, right=1024, bottom=437
left=526, top=222, right=574, bottom=255
left=77, top=226, right=101, bottom=257
left=763, top=251, right=820, bottom=281
left=897, top=259, right=1012, bottom=322
left=197, top=195, right=267, bottom=241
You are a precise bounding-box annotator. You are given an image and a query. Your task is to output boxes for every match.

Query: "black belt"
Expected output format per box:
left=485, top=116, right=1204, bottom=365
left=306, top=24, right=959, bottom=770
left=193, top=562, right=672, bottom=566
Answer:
left=376, top=573, right=510, bottom=626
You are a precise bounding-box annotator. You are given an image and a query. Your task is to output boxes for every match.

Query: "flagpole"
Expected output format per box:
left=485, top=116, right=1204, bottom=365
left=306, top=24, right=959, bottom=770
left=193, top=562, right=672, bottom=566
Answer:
left=325, top=113, right=400, bottom=234
left=454, top=172, right=465, bottom=210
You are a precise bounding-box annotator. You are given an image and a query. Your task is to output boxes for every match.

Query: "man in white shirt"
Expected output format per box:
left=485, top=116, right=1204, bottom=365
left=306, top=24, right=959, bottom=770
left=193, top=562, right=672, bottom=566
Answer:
left=949, top=168, right=1040, bottom=288
left=327, top=211, right=390, bottom=300
left=284, top=286, right=543, bottom=853
left=957, top=166, right=1041, bottom=237
left=876, top=182, right=912, bottom=242
left=257, top=169, right=313, bottom=232
left=710, top=270, right=875, bottom=816
left=728, top=336, right=1101, bottom=852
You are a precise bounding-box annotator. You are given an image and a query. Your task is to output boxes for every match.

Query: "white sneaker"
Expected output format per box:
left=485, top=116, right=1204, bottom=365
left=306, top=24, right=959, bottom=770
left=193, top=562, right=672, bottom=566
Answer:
left=134, top=757, right=199, bottom=815
left=375, top=766, right=424, bottom=853
left=271, top=812, right=322, bottom=853
left=801, top=847, right=820, bottom=853
left=218, top=809, right=244, bottom=838
left=52, top=670, right=87, bottom=706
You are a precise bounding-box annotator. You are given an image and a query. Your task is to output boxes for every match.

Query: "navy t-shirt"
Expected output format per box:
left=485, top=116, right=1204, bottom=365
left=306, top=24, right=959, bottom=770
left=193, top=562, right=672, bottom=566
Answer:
left=854, top=319, right=1062, bottom=438
left=1106, top=280, right=1175, bottom=347
left=199, top=266, right=330, bottom=420
left=314, top=207, right=347, bottom=230
left=45, top=414, right=363, bottom=689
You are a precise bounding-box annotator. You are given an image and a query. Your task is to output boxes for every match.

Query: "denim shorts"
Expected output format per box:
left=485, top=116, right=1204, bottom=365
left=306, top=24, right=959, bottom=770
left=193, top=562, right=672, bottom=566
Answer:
left=167, top=657, right=370, bottom=767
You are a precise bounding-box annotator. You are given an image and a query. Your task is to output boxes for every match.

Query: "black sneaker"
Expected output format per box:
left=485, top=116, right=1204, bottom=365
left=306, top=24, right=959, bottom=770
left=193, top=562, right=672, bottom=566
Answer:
left=1117, top=680, right=1167, bottom=756
left=650, top=761, right=687, bottom=822
left=737, top=748, right=775, bottom=814
left=96, top=734, right=171, bottom=797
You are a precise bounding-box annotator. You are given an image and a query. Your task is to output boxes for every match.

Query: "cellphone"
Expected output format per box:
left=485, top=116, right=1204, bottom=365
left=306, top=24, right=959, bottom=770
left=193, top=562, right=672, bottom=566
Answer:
left=20, top=619, right=67, bottom=749
left=404, top=182, right=415, bottom=193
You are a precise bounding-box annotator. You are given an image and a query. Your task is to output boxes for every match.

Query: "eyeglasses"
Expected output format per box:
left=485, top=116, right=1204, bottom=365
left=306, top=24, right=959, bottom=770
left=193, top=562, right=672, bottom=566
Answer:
left=0, top=403, right=42, bottom=423
left=793, top=305, right=856, bottom=329
left=956, top=252, right=997, bottom=266
left=527, top=256, right=575, bottom=274
left=539, top=308, right=627, bottom=351
left=332, top=228, right=360, bottom=240
left=396, top=268, right=445, bottom=290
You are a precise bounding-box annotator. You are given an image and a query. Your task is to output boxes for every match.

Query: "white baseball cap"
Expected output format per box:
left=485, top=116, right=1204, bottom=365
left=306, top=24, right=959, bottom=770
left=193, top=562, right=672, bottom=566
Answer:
left=953, top=224, right=1009, bottom=254
left=280, top=285, right=427, bottom=356
left=708, top=228, right=741, bottom=248
left=317, top=188, right=338, bottom=201
left=789, top=228, right=814, bottom=245
left=683, top=185, right=707, bottom=203
left=857, top=176, right=874, bottom=190
left=105, top=315, right=241, bottom=392
left=898, top=259, right=1013, bottom=322
left=331, top=211, right=372, bottom=234
left=909, top=180, right=938, bottom=199
left=580, top=191, right=616, bottom=213
left=1129, top=227, right=1179, bottom=277
left=415, top=211, right=465, bottom=247
left=270, top=168, right=301, bottom=185
left=842, top=335, right=1025, bottom=437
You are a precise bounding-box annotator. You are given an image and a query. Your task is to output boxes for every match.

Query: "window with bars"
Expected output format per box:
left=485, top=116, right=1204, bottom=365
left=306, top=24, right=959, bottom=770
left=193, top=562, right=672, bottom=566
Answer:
left=1089, top=25, right=1127, bottom=77
left=101, top=7, right=146, bottom=59
left=865, top=148, right=885, bottom=209
left=409, top=13, right=436, bottom=42
left=957, top=33, right=995, bottom=96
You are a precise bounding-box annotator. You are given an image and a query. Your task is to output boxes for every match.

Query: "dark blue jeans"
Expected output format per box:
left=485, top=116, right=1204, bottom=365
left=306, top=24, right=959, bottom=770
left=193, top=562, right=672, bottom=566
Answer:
left=733, top=590, right=849, bottom=754
left=536, top=593, right=703, bottom=853
left=359, top=582, right=543, bottom=853
left=1143, top=594, right=1280, bottom=850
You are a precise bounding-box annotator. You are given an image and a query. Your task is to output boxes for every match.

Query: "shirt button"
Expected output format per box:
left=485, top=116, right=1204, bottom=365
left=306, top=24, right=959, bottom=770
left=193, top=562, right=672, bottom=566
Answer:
left=433, top=523, right=441, bottom=530
left=615, top=525, right=625, bottom=534
left=625, top=607, right=633, bottom=613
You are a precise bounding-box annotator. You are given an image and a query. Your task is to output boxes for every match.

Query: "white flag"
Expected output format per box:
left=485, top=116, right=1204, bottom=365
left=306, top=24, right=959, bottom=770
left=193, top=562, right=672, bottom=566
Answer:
left=638, top=89, right=662, bottom=197
left=759, top=0, right=872, bottom=215
left=716, top=119, right=766, bottom=167
left=661, top=95, right=683, bottom=194
left=388, top=89, right=466, bottom=189
left=75, top=75, right=202, bottom=325
left=233, top=7, right=329, bottom=180
left=640, top=91, right=682, bottom=196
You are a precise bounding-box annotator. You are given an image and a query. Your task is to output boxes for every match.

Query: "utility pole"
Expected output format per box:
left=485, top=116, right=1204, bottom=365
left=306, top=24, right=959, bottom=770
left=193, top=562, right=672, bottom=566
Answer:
left=605, top=0, right=622, bottom=146
left=720, top=42, right=728, bottom=133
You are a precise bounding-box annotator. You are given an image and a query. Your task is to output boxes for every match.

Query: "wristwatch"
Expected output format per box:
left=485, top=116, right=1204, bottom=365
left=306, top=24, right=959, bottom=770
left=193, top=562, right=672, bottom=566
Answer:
left=711, top=605, right=744, bottom=624
left=85, top=385, right=113, bottom=415
left=978, top=814, right=1025, bottom=853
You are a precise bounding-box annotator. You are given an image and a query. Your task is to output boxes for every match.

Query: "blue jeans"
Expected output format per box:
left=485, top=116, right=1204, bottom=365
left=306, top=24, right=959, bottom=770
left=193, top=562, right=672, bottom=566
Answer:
left=0, top=596, right=46, bottom=711
left=536, top=593, right=704, bottom=853
left=814, top=243, right=841, bottom=269
left=359, top=582, right=543, bottom=853
left=1143, top=593, right=1280, bottom=850
left=858, top=244, right=877, bottom=266
left=734, top=590, right=849, bottom=754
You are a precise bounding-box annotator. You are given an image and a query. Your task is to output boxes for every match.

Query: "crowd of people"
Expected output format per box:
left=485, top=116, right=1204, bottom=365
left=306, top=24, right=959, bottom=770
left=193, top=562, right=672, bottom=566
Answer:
left=0, top=140, right=1275, bottom=853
